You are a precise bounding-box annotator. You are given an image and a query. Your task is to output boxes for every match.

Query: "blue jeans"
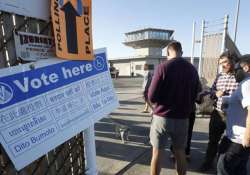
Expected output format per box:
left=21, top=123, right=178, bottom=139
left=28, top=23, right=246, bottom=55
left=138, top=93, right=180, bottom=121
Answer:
left=217, top=137, right=250, bottom=175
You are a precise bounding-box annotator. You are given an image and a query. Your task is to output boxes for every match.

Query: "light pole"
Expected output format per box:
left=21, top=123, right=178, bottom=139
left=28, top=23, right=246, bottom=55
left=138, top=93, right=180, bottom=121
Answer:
left=191, top=21, right=196, bottom=65
left=234, top=0, right=241, bottom=43
left=198, top=20, right=205, bottom=76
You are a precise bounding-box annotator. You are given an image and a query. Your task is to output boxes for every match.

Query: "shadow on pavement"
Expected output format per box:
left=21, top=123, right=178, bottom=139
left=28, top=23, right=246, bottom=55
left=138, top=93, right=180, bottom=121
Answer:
left=119, top=100, right=144, bottom=105
left=118, top=107, right=137, bottom=110
left=111, top=112, right=150, bottom=118
left=95, top=119, right=151, bottom=145
left=97, top=117, right=151, bottom=128
left=96, top=119, right=212, bottom=173
left=96, top=139, right=147, bottom=163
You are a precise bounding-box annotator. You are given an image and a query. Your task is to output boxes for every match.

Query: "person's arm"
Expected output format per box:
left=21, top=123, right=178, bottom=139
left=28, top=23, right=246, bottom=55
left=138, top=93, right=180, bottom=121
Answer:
left=148, top=65, right=163, bottom=104
left=241, top=80, right=250, bottom=147
left=210, top=74, right=219, bottom=99
left=243, top=106, right=250, bottom=147
left=197, top=76, right=202, bottom=94
left=195, top=76, right=203, bottom=104
left=144, top=72, right=152, bottom=92
left=145, top=71, right=150, bottom=81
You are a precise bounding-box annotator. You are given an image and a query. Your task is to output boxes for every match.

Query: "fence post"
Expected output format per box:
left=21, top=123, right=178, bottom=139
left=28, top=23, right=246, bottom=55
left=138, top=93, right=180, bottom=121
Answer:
left=221, top=15, right=229, bottom=53
left=83, top=125, right=98, bottom=175
left=191, top=21, right=196, bottom=65
left=198, top=20, right=205, bottom=76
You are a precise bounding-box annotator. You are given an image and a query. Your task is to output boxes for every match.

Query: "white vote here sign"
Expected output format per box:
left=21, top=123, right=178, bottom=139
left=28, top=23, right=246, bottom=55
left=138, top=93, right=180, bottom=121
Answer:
left=0, top=48, right=119, bottom=170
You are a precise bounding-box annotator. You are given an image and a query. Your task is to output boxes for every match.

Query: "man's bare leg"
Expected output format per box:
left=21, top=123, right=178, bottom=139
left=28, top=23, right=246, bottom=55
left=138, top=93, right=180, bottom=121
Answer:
left=173, top=148, right=187, bottom=175
left=151, top=147, right=164, bottom=175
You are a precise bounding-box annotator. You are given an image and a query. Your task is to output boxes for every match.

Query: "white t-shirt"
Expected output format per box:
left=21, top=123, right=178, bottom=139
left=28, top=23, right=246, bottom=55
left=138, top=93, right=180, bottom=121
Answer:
left=226, top=77, right=250, bottom=144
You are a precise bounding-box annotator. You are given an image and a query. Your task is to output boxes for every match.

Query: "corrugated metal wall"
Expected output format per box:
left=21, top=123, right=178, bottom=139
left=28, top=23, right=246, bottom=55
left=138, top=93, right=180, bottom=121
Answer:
left=201, top=33, right=223, bottom=86
left=225, top=33, right=241, bottom=57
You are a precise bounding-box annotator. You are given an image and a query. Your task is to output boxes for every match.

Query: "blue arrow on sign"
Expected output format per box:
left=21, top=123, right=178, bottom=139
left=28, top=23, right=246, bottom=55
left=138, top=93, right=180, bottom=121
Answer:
left=59, top=0, right=83, bottom=16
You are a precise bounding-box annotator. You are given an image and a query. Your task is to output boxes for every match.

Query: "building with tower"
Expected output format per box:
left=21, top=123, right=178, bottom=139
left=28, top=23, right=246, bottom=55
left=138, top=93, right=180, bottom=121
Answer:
left=109, top=28, right=173, bottom=77
left=109, top=28, right=199, bottom=77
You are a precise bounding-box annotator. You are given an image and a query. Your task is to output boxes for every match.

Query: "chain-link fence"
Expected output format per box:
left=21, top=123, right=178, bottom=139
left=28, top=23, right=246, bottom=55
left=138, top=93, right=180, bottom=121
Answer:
left=0, top=11, right=86, bottom=175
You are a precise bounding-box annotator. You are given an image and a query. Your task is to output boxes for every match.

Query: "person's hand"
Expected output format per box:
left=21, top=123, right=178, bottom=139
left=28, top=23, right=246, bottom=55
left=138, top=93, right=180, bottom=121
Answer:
left=243, top=132, right=250, bottom=148
left=216, top=90, right=224, bottom=98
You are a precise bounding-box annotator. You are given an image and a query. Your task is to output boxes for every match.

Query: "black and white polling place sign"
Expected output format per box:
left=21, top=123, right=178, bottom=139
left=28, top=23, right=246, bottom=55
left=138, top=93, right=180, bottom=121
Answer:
left=14, top=31, right=55, bottom=61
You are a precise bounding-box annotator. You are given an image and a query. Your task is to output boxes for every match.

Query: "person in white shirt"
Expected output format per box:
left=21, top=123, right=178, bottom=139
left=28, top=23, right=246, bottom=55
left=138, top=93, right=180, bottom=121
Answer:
left=217, top=54, right=250, bottom=175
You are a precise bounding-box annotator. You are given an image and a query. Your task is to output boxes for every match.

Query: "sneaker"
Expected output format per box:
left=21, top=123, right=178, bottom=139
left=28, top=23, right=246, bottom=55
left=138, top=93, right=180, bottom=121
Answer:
left=141, top=110, right=149, bottom=113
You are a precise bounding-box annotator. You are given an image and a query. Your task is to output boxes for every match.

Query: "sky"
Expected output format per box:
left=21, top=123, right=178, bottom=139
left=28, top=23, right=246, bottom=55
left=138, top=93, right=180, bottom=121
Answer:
left=92, top=0, right=250, bottom=59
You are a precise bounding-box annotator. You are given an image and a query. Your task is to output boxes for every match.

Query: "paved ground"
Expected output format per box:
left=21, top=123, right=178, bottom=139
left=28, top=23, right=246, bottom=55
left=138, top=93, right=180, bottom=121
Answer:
left=94, top=77, right=248, bottom=175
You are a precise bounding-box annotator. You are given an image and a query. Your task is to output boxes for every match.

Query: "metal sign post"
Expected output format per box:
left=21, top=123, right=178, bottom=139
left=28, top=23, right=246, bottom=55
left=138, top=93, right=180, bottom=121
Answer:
left=84, top=125, right=98, bottom=175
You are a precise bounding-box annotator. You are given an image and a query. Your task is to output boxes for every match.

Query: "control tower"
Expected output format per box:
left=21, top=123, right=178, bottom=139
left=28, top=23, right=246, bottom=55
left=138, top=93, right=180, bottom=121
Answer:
left=123, top=28, right=174, bottom=57
left=109, top=28, right=174, bottom=76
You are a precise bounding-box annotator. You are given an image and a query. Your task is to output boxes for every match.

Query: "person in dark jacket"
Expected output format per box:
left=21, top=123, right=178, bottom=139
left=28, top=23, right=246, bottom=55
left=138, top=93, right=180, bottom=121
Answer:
left=148, top=41, right=201, bottom=175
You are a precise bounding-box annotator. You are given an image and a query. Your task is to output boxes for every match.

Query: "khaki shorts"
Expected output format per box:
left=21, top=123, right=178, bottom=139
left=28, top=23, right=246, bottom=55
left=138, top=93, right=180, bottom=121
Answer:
left=150, top=115, right=189, bottom=149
